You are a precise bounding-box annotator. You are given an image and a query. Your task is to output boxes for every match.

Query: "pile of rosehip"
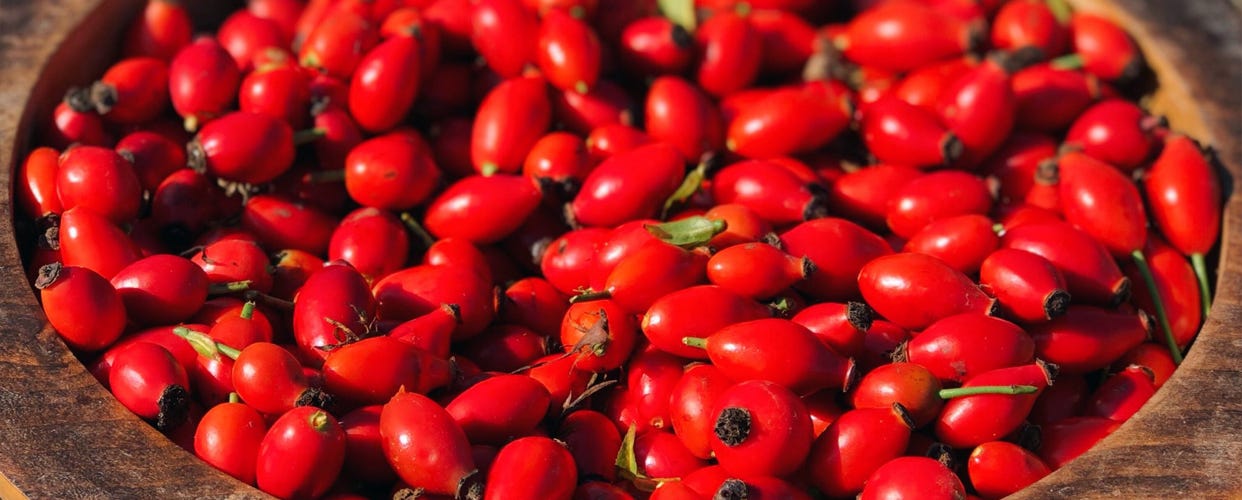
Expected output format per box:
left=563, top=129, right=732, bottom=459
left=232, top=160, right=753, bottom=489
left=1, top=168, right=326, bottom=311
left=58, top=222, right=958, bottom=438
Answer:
left=18, top=0, right=1223, bottom=498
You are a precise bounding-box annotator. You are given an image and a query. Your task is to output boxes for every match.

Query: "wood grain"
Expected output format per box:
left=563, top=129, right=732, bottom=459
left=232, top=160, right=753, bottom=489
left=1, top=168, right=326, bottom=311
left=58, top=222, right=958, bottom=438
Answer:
left=0, top=1, right=1238, bottom=499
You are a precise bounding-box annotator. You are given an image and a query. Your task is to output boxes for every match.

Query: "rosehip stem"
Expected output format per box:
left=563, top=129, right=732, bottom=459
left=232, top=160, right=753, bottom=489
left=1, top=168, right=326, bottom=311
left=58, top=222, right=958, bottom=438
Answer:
left=305, top=169, right=345, bottom=183
left=207, top=280, right=252, bottom=295
left=399, top=211, right=437, bottom=250
left=569, top=289, right=612, bottom=304
left=938, top=384, right=1039, bottom=399
left=240, top=300, right=256, bottom=320
left=1191, top=253, right=1213, bottom=319
left=292, top=127, right=327, bottom=146
left=228, top=392, right=241, bottom=404
left=1132, top=249, right=1184, bottom=365
left=681, top=336, right=708, bottom=349
left=172, top=326, right=242, bottom=360
left=243, top=290, right=295, bottom=312
left=1050, top=53, right=1084, bottom=71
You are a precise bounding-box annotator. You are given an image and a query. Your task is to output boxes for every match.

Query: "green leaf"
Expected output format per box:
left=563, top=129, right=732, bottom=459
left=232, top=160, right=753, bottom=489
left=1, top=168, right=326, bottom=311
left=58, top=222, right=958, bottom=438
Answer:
left=658, top=0, right=697, bottom=32
left=662, top=159, right=709, bottom=218
left=645, top=216, right=726, bottom=249
left=616, top=425, right=641, bottom=477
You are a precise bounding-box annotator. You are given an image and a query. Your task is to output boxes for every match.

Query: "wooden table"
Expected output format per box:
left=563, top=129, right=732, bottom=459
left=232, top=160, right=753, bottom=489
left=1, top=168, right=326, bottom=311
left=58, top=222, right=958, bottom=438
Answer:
left=0, top=0, right=1239, bottom=498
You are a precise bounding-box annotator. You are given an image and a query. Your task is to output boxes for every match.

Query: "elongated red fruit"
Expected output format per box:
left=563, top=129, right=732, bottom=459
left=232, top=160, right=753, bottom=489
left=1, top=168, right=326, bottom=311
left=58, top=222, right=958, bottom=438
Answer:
left=380, top=390, right=481, bottom=499
left=858, top=253, right=996, bottom=331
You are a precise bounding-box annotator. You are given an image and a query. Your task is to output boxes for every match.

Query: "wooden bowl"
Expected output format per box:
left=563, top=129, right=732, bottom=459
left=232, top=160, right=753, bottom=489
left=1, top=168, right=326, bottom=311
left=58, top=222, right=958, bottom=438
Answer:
left=0, top=1, right=1238, bottom=498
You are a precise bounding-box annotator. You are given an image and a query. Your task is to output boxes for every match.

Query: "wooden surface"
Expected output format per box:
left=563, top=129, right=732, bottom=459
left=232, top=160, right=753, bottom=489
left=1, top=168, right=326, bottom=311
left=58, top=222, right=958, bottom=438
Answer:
left=0, top=1, right=1239, bottom=499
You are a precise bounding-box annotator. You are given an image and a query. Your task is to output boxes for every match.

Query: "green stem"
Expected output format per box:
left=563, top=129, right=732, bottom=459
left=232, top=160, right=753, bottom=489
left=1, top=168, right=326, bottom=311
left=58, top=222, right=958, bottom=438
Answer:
left=1132, top=249, right=1184, bottom=365
left=681, top=337, right=708, bottom=349
left=569, top=289, right=612, bottom=304
left=172, top=326, right=241, bottom=360
left=293, top=127, right=326, bottom=145
left=399, top=211, right=437, bottom=250
left=228, top=392, right=241, bottom=404
left=938, top=384, right=1039, bottom=399
left=207, top=280, right=252, bottom=295
left=240, top=300, right=256, bottom=320
left=1050, top=53, right=1084, bottom=70
left=1045, top=0, right=1072, bottom=24
left=1191, top=253, right=1213, bottom=320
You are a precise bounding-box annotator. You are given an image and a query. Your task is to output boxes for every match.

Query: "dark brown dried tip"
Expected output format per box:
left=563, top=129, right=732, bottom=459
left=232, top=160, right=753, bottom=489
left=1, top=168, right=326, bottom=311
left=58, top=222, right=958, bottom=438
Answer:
left=155, top=384, right=190, bottom=431
left=88, top=81, right=118, bottom=115
left=1111, top=277, right=1133, bottom=307
left=846, top=301, right=874, bottom=332
left=941, top=133, right=965, bottom=165
left=34, top=262, right=64, bottom=290
left=891, top=402, right=916, bottom=430
left=1035, top=358, right=1060, bottom=386
left=714, top=407, right=752, bottom=447
left=713, top=478, right=749, bottom=500
left=186, top=138, right=206, bottom=173
left=1043, top=289, right=1071, bottom=320
left=799, top=256, right=818, bottom=280
left=841, top=357, right=860, bottom=393
left=456, top=469, right=484, bottom=500
left=295, top=387, right=333, bottom=410
left=890, top=340, right=909, bottom=363
left=927, top=442, right=955, bottom=469
left=670, top=24, right=693, bottom=48
left=63, top=86, right=94, bottom=113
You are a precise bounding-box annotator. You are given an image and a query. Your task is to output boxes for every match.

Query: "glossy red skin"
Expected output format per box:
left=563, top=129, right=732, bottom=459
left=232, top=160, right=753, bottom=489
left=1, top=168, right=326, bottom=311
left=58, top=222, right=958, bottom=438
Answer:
left=860, top=456, right=965, bottom=500
left=858, top=253, right=996, bottom=331
left=385, top=304, right=456, bottom=359
left=701, top=204, right=771, bottom=249
left=57, top=146, right=142, bottom=225
left=498, top=279, right=567, bottom=340
left=231, top=342, right=315, bottom=416
left=38, top=264, right=126, bottom=352
left=381, top=391, right=478, bottom=496
left=423, top=237, right=493, bottom=281
left=619, top=16, right=694, bottom=77
left=57, top=207, right=142, bottom=279
left=344, top=129, right=441, bottom=211
left=790, top=302, right=870, bottom=361
left=936, top=58, right=1018, bottom=168
left=1125, top=236, right=1201, bottom=348
left=1145, top=134, right=1222, bottom=256
left=240, top=194, right=337, bottom=256
left=537, top=9, right=601, bottom=92
left=255, top=407, right=346, bottom=500
left=967, top=441, right=1052, bottom=499
left=380, top=9, right=443, bottom=81
left=826, top=165, right=921, bottom=231
left=702, top=318, right=854, bottom=395
left=552, top=81, right=636, bottom=136
left=445, top=374, right=551, bottom=445
left=541, top=227, right=611, bottom=295
left=1071, top=13, right=1141, bottom=82
left=169, top=37, right=240, bottom=127
left=667, top=364, right=731, bottom=460
left=707, top=243, right=807, bottom=300
left=291, top=262, right=377, bottom=366
left=604, top=241, right=709, bottom=315
left=996, top=203, right=1064, bottom=232
left=1012, top=64, right=1098, bottom=133
left=520, top=353, right=590, bottom=417
left=1058, top=151, right=1148, bottom=258
left=1117, top=342, right=1177, bottom=389
left=807, top=406, right=913, bottom=497
left=556, top=410, right=622, bottom=482
left=981, top=133, right=1058, bottom=204
left=585, top=124, right=653, bottom=163
left=217, top=10, right=285, bottom=72
left=338, top=405, right=396, bottom=485
left=523, top=131, right=592, bottom=192
left=95, top=57, right=169, bottom=124
left=424, top=174, right=543, bottom=244
left=979, top=248, right=1070, bottom=324
left=1066, top=99, right=1156, bottom=172
left=195, top=112, right=294, bottom=185
left=1087, top=364, right=1157, bottom=422
left=912, top=313, right=1036, bottom=384
left=16, top=147, right=62, bottom=217
left=209, top=305, right=274, bottom=351
left=1027, top=305, right=1148, bottom=374
left=990, top=0, right=1069, bottom=58
left=459, top=324, right=549, bottom=373
left=311, top=106, right=363, bottom=172
left=749, top=8, right=815, bottom=77
left=572, top=142, right=685, bottom=228
left=89, top=324, right=207, bottom=387
left=1037, top=416, right=1121, bottom=469
left=298, top=8, right=378, bottom=79
left=108, top=342, right=189, bottom=422
left=472, top=76, right=551, bottom=175
left=1001, top=221, right=1129, bottom=306
left=324, top=337, right=451, bottom=409
left=587, top=220, right=659, bottom=290
left=841, top=0, right=970, bottom=72
left=627, top=346, right=686, bottom=430
left=486, top=437, right=577, bottom=500
left=849, top=361, right=944, bottom=427
left=888, top=57, right=973, bottom=114
left=636, top=430, right=708, bottom=478
left=46, top=100, right=113, bottom=149
left=903, top=214, right=999, bottom=275
left=328, top=207, right=409, bottom=284
left=712, top=159, right=823, bottom=226
left=195, top=401, right=267, bottom=485
left=122, top=0, right=192, bottom=61
left=887, top=170, right=993, bottom=239
left=110, top=254, right=209, bottom=326
left=269, top=249, right=324, bottom=301
left=935, top=362, right=1050, bottom=448
left=861, top=94, right=957, bottom=168
left=373, top=263, right=495, bottom=339
left=147, top=169, right=222, bottom=243
left=472, top=0, right=539, bottom=78
left=645, top=76, right=724, bottom=162
left=642, top=285, right=770, bottom=359
left=726, top=81, right=852, bottom=160
left=710, top=380, right=812, bottom=480
left=349, top=35, right=423, bottom=133
left=189, top=347, right=237, bottom=408
left=247, top=0, right=301, bottom=44
left=560, top=299, right=638, bottom=373
left=694, top=11, right=761, bottom=97
left=115, top=130, right=187, bottom=191
left=780, top=217, right=893, bottom=302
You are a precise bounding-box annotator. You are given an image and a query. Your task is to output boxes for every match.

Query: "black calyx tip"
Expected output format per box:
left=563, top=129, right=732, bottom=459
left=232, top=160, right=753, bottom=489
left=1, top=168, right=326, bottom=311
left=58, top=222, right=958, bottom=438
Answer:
left=63, top=86, right=94, bottom=113
left=713, top=478, right=749, bottom=500
left=1043, top=289, right=1071, bottom=320
left=670, top=24, right=693, bottom=48
left=88, top=81, right=119, bottom=115
left=295, top=387, right=333, bottom=410
left=34, top=262, right=64, bottom=290
left=456, top=469, right=484, bottom=500
left=155, top=384, right=190, bottom=431
left=1112, top=277, right=1132, bottom=307
left=714, top=407, right=752, bottom=447
left=186, top=139, right=206, bottom=173
left=941, top=133, right=965, bottom=165
left=846, top=301, right=873, bottom=332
